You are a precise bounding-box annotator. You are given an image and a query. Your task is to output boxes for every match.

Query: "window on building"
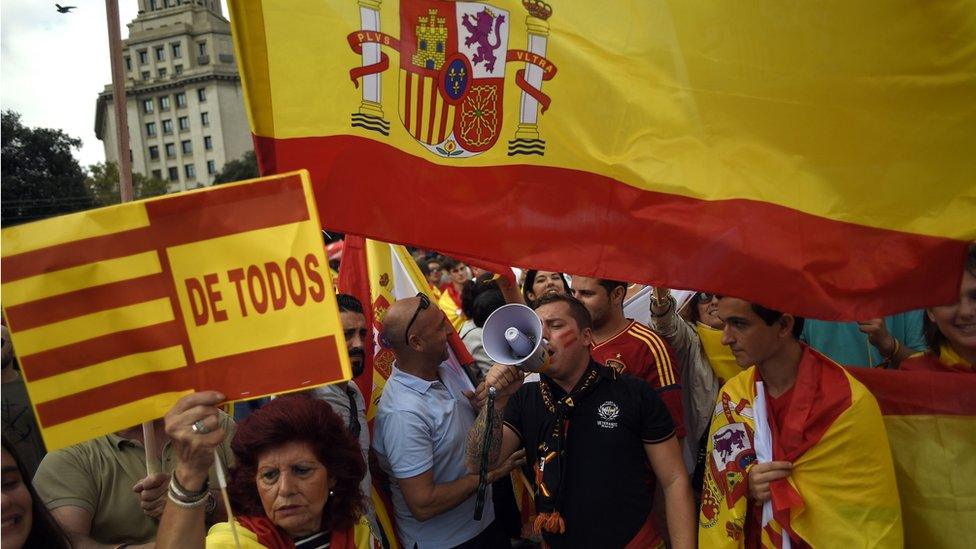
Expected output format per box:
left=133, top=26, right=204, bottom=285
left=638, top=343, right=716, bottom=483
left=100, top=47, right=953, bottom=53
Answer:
left=197, top=88, right=207, bottom=102
left=203, top=136, right=213, bottom=150
left=185, top=164, right=196, bottom=179
left=162, top=119, right=173, bottom=134
left=178, top=116, right=190, bottom=131
left=200, top=112, right=210, bottom=126
left=168, top=167, right=179, bottom=181
left=142, top=99, right=154, bottom=114
left=124, top=56, right=132, bottom=70
left=174, top=64, right=183, bottom=75
left=138, top=50, right=148, bottom=64
left=207, top=159, right=216, bottom=175
left=146, top=122, right=157, bottom=136
left=159, top=96, right=171, bottom=111
left=155, top=46, right=165, bottom=62
left=152, top=169, right=163, bottom=180
left=176, top=92, right=187, bottom=108
left=164, top=0, right=173, bottom=7
left=149, top=0, right=159, bottom=10
left=181, top=140, right=192, bottom=154
left=157, top=68, right=167, bottom=78
left=198, top=41, right=207, bottom=56
left=172, top=42, right=182, bottom=59
left=141, top=71, right=151, bottom=81
left=149, top=145, right=160, bottom=160
left=165, top=143, right=176, bottom=158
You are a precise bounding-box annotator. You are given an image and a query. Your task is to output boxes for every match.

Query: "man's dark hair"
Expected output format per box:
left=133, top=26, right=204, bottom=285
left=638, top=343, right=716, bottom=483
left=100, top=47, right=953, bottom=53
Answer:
left=461, top=273, right=499, bottom=319
left=750, top=303, right=805, bottom=339
left=336, top=293, right=364, bottom=315
left=441, top=257, right=460, bottom=271
left=597, top=279, right=628, bottom=300
left=472, top=289, right=505, bottom=328
left=531, top=292, right=593, bottom=331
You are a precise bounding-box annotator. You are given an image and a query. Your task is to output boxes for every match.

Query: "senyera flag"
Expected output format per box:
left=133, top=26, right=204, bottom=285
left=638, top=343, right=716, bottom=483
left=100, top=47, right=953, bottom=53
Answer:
left=228, top=0, right=975, bottom=320
left=1, top=171, right=352, bottom=450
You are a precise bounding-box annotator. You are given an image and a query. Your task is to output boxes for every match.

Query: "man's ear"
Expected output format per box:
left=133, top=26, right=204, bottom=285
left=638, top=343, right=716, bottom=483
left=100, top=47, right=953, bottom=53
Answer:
left=778, top=315, right=795, bottom=338
left=581, top=326, right=593, bottom=346
left=611, top=285, right=627, bottom=306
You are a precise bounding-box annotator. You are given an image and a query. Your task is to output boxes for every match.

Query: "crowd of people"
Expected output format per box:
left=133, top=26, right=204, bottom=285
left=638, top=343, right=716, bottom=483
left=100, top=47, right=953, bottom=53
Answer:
left=2, top=244, right=973, bottom=548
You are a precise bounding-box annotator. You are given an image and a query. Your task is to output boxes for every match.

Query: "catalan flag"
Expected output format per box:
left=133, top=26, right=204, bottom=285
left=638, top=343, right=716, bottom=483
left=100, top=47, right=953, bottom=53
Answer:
left=1, top=172, right=351, bottom=450
left=228, top=0, right=975, bottom=320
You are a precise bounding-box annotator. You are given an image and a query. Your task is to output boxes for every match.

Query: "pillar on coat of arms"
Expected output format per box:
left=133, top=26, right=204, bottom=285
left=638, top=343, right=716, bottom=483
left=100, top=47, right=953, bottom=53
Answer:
left=353, top=0, right=390, bottom=133
left=510, top=0, right=552, bottom=154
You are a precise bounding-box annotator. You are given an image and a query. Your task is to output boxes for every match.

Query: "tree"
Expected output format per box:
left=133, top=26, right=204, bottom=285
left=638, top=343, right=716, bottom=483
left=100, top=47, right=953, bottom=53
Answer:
left=86, top=161, right=170, bottom=207
left=213, top=150, right=259, bottom=184
left=1, top=110, right=93, bottom=227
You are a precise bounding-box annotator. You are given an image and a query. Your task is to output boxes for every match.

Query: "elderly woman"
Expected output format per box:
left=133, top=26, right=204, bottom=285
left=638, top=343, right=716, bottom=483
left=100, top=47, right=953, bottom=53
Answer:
left=901, top=246, right=975, bottom=373
left=156, top=393, right=374, bottom=548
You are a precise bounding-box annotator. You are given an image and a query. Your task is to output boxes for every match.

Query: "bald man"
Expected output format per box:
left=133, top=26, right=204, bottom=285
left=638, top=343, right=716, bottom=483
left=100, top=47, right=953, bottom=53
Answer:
left=372, top=295, right=512, bottom=548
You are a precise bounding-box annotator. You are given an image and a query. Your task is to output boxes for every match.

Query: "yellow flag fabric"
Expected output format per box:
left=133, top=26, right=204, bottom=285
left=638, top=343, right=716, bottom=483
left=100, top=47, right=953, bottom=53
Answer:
left=0, top=172, right=350, bottom=450
left=229, top=0, right=974, bottom=320
left=699, top=349, right=902, bottom=547
left=696, top=322, right=743, bottom=384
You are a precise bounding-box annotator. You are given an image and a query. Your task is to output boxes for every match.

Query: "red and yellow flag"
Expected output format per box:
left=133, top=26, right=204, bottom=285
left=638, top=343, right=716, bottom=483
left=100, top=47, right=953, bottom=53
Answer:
left=228, top=0, right=974, bottom=320
left=848, top=368, right=976, bottom=548
left=1, top=172, right=351, bottom=450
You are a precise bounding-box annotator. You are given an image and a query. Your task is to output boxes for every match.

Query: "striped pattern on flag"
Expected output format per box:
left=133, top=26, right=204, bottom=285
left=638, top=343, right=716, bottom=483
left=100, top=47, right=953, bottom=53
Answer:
left=1, top=173, right=343, bottom=450
left=399, top=69, right=455, bottom=145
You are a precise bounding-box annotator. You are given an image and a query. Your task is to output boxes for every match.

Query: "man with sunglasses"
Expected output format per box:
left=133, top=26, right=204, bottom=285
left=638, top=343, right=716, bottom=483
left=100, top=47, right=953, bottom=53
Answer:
left=373, top=294, right=520, bottom=548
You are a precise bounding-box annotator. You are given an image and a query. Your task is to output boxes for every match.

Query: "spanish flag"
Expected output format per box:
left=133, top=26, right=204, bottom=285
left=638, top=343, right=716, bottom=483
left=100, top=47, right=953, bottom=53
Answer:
left=1, top=173, right=351, bottom=450
left=699, top=347, right=903, bottom=547
left=228, top=0, right=975, bottom=320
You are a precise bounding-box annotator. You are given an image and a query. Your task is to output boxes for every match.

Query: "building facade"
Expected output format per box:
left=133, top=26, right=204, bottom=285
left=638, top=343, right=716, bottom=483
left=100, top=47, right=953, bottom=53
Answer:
left=95, top=0, right=252, bottom=192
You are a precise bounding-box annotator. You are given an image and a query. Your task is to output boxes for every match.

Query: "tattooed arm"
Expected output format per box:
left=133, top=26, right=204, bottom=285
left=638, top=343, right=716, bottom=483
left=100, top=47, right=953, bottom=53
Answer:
left=466, top=364, right=524, bottom=473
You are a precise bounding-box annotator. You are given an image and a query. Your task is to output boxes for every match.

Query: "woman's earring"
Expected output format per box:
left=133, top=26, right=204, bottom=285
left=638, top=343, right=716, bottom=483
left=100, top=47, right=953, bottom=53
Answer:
left=329, top=489, right=335, bottom=497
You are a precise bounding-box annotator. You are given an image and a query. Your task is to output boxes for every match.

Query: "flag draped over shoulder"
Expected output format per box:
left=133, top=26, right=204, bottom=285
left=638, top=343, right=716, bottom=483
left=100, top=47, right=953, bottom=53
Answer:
left=228, top=0, right=975, bottom=320
left=847, top=368, right=976, bottom=549
left=699, top=348, right=903, bottom=547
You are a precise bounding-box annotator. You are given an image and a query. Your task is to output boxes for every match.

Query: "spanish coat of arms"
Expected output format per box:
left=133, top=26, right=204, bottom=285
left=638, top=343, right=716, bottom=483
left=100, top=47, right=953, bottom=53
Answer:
left=347, top=0, right=557, bottom=157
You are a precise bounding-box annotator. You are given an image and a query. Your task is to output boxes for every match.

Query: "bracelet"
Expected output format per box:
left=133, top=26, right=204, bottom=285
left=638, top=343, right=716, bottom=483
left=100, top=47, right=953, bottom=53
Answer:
left=169, top=475, right=209, bottom=504
left=167, top=488, right=210, bottom=508
left=650, top=295, right=675, bottom=317
left=881, top=338, right=901, bottom=361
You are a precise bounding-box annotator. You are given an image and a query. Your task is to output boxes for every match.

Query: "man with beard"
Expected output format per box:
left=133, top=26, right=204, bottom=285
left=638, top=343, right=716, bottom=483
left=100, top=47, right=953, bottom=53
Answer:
left=309, top=293, right=375, bottom=531
left=571, top=277, right=685, bottom=438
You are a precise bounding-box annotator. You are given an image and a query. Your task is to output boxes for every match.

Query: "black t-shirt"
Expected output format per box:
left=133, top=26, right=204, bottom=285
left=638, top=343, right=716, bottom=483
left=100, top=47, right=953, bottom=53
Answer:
left=503, top=364, right=675, bottom=548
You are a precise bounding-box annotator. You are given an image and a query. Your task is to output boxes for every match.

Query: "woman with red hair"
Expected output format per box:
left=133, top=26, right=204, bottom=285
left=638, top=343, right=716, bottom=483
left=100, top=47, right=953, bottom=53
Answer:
left=156, top=393, right=375, bottom=548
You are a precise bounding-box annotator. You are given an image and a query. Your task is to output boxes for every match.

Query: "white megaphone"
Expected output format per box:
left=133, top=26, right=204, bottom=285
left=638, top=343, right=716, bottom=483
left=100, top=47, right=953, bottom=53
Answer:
left=482, top=304, right=551, bottom=373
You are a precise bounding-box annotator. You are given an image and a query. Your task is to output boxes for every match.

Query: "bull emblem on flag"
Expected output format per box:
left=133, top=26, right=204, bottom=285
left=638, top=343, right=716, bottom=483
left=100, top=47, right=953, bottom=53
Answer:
left=348, top=0, right=558, bottom=157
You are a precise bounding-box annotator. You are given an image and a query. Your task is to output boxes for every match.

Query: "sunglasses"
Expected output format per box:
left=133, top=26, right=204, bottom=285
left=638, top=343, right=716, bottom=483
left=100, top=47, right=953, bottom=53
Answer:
left=404, top=292, right=431, bottom=345
left=699, top=292, right=719, bottom=302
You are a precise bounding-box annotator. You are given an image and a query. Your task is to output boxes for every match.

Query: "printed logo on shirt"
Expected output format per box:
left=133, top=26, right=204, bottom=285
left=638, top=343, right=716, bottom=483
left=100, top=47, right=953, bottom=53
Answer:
left=597, top=400, right=620, bottom=429
left=604, top=357, right=626, bottom=375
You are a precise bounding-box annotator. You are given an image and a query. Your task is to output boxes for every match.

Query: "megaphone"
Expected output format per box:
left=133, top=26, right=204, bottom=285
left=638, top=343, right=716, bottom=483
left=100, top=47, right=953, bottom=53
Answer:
left=482, top=304, right=551, bottom=373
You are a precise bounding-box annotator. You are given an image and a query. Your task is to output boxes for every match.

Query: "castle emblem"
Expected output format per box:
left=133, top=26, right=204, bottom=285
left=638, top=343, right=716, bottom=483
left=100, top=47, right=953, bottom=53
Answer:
left=347, top=0, right=558, bottom=157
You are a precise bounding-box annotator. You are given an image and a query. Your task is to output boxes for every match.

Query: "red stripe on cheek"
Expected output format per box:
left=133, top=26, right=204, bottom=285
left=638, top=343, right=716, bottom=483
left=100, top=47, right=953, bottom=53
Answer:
left=557, top=332, right=578, bottom=348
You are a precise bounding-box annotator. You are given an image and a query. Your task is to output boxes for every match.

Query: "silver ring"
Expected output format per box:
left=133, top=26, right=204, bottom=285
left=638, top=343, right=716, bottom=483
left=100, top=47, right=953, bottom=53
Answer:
left=191, top=419, right=210, bottom=434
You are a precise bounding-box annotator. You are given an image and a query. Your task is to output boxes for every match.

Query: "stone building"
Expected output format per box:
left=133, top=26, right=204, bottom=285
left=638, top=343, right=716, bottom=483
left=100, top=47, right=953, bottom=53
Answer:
left=95, top=0, right=252, bottom=192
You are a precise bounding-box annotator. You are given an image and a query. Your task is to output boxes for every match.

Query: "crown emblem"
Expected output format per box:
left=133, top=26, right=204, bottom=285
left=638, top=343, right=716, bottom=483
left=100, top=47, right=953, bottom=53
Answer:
left=522, top=0, right=552, bottom=20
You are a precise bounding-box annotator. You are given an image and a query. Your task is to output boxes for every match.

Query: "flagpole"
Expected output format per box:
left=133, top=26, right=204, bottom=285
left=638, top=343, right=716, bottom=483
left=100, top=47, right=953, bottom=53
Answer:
left=106, top=0, right=134, bottom=202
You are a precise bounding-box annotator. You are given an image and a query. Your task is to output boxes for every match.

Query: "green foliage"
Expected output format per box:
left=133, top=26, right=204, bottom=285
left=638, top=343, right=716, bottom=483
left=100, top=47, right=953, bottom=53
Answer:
left=86, top=161, right=170, bottom=207
left=213, top=150, right=259, bottom=184
left=1, top=110, right=93, bottom=227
